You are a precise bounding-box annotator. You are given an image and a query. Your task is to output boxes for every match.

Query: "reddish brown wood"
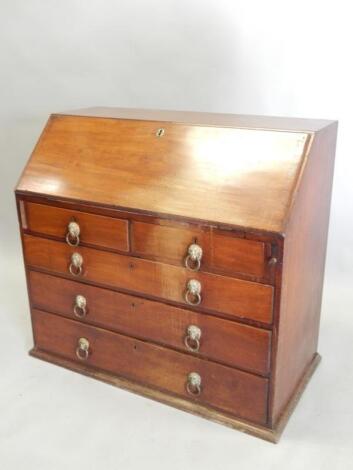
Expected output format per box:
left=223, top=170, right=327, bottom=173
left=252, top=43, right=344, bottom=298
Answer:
left=25, top=202, right=129, bottom=252
left=29, top=270, right=271, bottom=375
left=270, top=121, right=338, bottom=424
left=17, top=193, right=283, bottom=244
left=16, top=114, right=311, bottom=233
left=131, top=221, right=266, bottom=278
left=30, top=347, right=321, bottom=443
left=24, top=235, right=274, bottom=324
left=19, top=200, right=28, bottom=229
left=14, top=108, right=338, bottom=441
left=32, top=309, right=268, bottom=425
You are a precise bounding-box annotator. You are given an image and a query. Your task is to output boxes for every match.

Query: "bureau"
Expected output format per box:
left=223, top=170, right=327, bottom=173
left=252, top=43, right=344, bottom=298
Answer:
left=15, top=108, right=337, bottom=442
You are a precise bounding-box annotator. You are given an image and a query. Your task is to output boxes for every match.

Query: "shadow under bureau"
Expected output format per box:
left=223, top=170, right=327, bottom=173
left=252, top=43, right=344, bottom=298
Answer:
left=15, top=107, right=337, bottom=442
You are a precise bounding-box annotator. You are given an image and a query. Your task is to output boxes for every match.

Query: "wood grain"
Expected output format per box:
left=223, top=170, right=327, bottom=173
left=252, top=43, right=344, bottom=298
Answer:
left=32, top=309, right=269, bottom=425
left=25, top=201, right=129, bottom=252
left=16, top=113, right=310, bottom=233
left=15, top=108, right=338, bottom=441
left=24, top=235, right=274, bottom=324
left=131, top=221, right=266, bottom=278
left=29, top=270, right=271, bottom=375
left=270, top=122, right=338, bottom=424
left=29, top=348, right=321, bottom=443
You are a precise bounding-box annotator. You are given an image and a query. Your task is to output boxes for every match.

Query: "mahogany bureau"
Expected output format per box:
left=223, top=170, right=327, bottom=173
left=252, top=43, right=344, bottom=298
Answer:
left=15, top=108, right=337, bottom=442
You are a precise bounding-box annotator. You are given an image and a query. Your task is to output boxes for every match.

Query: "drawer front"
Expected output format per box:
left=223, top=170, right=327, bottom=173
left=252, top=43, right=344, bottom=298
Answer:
left=24, top=235, right=273, bottom=324
left=132, top=221, right=266, bottom=278
left=29, top=271, right=271, bottom=374
left=32, top=309, right=268, bottom=425
left=25, top=202, right=129, bottom=252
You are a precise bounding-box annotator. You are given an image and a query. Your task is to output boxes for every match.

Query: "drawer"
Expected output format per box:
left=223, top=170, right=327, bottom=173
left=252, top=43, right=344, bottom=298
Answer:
left=24, top=235, right=274, bottom=324
left=24, top=202, right=129, bottom=252
left=29, top=271, right=271, bottom=374
left=32, top=309, right=268, bottom=425
left=132, top=221, right=266, bottom=278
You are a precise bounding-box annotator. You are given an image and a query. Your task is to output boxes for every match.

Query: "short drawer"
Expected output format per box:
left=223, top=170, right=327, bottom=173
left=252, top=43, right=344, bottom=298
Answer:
left=132, top=221, right=266, bottom=278
left=24, top=235, right=274, bottom=324
left=32, top=309, right=268, bottom=425
left=29, top=271, right=271, bottom=374
left=24, top=202, right=129, bottom=252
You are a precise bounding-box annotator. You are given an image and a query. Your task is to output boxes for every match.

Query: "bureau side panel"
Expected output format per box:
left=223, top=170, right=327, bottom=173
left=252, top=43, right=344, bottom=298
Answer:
left=271, top=123, right=337, bottom=424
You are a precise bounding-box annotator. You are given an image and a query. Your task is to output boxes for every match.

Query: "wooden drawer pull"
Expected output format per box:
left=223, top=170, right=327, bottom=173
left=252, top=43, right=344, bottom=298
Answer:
left=186, top=372, right=202, bottom=396
left=73, top=295, right=87, bottom=318
left=76, top=337, right=90, bottom=360
left=184, top=243, right=203, bottom=271
left=184, top=325, right=201, bottom=352
left=184, top=279, right=202, bottom=306
left=69, top=252, right=83, bottom=276
left=66, top=221, right=80, bottom=246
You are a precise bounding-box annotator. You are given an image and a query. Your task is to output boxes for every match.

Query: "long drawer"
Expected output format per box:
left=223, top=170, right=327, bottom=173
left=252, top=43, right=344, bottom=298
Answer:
left=24, top=235, right=274, bottom=324
left=29, top=271, right=271, bottom=375
left=32, top=309, right=268, bottom=425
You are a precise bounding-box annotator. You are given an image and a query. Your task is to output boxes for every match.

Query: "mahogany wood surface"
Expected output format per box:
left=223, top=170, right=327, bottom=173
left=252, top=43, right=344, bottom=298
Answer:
left=32, top=309, right=268, bottom=425
left=16, top=113, right=311, bottom=233
left=131, top=220, right=266, bottom=279
left=29, top=348, right=321, bottom=443
left=15, top=108, right=338, bottom=441
left=25, top=202, right=129, bottom=252
left=270, top=121, right=338, bottom=424
left=18, top=193, right=282, bottom=245
left=29, top=270, right=271, bottom=375
left=24, top=235, right=274, bottom=324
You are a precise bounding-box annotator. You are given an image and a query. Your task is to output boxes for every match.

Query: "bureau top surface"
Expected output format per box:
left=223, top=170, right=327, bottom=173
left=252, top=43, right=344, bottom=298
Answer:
left=16, top=108, right=335, bottom=233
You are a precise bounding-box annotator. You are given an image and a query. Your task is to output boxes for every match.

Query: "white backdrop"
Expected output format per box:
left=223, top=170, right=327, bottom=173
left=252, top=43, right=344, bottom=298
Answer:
left=0, top=1, right=352, bottom=469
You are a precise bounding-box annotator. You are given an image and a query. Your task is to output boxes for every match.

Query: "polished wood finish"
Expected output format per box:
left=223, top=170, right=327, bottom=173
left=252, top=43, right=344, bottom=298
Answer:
left=25, top=202, right=129, bottom=252
left=24, top=235, right=274, bottom=324
left=270, top=121, right=338, bottom=424
left=32, top=309, right=268, bottom=425
left=131, top=221, right=266, bottom=278
left=29, top=270, right=271, bottom=374
left=16, top=113, right=310, bottom=233
left=15, top=108, right=337, bottom=442
left=30, top=348, right=321, bottom=444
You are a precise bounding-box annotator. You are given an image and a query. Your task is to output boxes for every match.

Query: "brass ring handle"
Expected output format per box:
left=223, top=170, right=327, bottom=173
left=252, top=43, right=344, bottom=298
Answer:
left=268, top=257, right=278, bottom=266
left=184, top=325, right=201, bottom=352
left=66, top=221, right=80, bottom=247
left=73, top=294, right=87, bottom=318
left=69, top=252, right=83, bottom=276
left=76, top=337, right=90, bottom=360
left=184, top=243, right=203, bottom=271
left=186, top=372, right=202, bottom=396
left=184, top=279, right=202, bottom=306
